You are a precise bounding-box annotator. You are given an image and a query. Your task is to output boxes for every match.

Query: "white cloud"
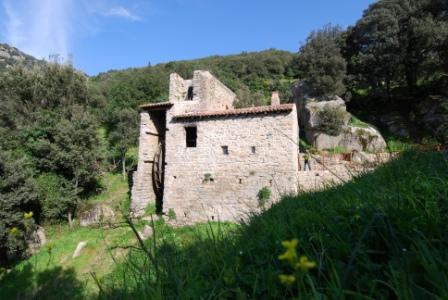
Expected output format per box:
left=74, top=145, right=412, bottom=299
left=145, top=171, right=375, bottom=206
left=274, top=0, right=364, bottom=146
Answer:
left=103, top=6, right=142, bottom=21
left=1, top=0, right=143, bottom=60
left=2, top=0, right=73, bottom=59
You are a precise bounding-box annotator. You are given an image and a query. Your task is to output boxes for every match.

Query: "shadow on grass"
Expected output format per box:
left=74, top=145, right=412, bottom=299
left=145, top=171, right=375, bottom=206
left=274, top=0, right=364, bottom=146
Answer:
left=100, top=151, right=448, bottom=299
left=0, top=263, right=86, bottom=300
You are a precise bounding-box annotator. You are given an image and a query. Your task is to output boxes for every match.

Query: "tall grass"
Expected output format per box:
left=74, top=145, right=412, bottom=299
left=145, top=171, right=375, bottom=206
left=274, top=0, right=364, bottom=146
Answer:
left=100, top=151, right=448, bottom=299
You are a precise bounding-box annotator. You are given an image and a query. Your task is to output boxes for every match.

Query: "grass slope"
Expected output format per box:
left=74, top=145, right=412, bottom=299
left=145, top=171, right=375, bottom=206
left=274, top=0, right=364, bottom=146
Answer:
left=0, top=173, right=134, bottom=299
left=101, top=151, right=448, bottom=299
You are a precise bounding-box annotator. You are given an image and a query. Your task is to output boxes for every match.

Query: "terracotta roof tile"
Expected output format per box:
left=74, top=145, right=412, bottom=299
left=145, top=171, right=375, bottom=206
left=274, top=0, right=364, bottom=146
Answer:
left=139, top=101, right=173, bottom=110
left=173, top=103, right=295, bottom=119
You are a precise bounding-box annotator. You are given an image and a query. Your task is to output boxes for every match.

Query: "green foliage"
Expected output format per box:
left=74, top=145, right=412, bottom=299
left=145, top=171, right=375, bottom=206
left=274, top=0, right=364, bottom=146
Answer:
left=328, top=145, right=349, bottom=154
left=105, top=108, right=139, bottom=177
left=0, top=63, right=101, bottom=264
left=386, top=138, right=416, bottom=152
left=349, top=115, right=370, bottom=128
left=0, top=151, right=39, bottom=264
left=202, top=173, right=213, bottom=183
left=292, top=24, right=347, bottom=98
left=24, top=108, right=100, bottom=191
left=316, top=106, right=347, bottom=136
left=36, top=173, right=77, bottom=221
left=257, top=186, right=271, bottom=207
left=167, top=209, right=177, bottom=221
left=345, top=0, right=448, bottom=95
left=298, top=138, right=312, bottom=151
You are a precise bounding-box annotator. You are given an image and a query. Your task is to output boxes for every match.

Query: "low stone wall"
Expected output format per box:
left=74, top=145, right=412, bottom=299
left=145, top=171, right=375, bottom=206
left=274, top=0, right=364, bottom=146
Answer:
left=297, top=152, right=396, bottom=192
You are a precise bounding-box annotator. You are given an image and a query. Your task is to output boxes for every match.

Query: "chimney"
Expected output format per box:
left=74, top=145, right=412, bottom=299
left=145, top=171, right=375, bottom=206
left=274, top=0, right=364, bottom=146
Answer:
left=271, top=91, right=280, bottom=106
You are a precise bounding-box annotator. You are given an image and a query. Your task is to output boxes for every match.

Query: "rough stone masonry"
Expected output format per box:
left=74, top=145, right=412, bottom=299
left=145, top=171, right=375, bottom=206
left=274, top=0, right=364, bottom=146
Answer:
left=131, top=70, right=299, bottom=222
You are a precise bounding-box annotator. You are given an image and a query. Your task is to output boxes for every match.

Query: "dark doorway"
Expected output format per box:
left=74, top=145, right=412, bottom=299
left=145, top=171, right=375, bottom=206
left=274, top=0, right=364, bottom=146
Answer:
left=187, top=86, right=194, bottom=100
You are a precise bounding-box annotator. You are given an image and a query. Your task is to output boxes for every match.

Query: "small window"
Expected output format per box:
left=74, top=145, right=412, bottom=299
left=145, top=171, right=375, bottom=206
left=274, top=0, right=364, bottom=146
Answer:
left=185, top=127, right=197, bottom=147
left=187, top=86, right=194, bottom=100
left=222, top=146, right=229, bottom=155
left=251, top=146, right=256, bottom=154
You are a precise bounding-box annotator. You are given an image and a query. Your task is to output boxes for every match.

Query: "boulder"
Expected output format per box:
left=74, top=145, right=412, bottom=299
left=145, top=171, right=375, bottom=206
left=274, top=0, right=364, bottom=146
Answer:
left=306, top=125, right=386, bottom=152
left=138, top=225, right=154, bottom=240
left=340, top=126, right=387, bottom=152
left=305, top=130, right=343, bottom=150
left=79, top=204, right=115, bottom=227
left=27, top=226, right=46, bottom=254
left=72, top=241, right=87, bottom=258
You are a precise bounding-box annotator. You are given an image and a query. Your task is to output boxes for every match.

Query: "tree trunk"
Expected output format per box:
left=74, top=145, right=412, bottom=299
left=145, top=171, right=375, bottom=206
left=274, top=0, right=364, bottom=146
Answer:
left=68, top=212, right=73, bottom=229
left=122, top=156, right=126, bottom=180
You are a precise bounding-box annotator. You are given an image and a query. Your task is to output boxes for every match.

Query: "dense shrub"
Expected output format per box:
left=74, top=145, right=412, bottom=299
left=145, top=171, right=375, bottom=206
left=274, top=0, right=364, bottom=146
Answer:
left=316, top=106, right=347, bottom=136
left=36, top=173, right=77, bottom=221
left=0, top=152, right=39, bottom=265
left=257, top=186, right=271, bottom=207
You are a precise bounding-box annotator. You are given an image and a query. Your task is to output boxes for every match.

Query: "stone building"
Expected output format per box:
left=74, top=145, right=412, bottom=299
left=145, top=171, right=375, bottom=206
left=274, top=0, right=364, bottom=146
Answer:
left=131, top=70, right=299, bottom=222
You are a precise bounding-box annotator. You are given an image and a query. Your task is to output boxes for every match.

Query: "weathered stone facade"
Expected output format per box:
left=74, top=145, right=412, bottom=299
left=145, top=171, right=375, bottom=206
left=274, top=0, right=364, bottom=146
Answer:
left=131, top=71, right=299, bottom=222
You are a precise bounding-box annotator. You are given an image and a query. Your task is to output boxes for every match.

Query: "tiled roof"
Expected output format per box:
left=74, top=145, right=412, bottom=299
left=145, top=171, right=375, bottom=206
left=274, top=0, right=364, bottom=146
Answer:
left=139, top=101, right=173, bottom=110
left=173, top=104, right=295, bottom=119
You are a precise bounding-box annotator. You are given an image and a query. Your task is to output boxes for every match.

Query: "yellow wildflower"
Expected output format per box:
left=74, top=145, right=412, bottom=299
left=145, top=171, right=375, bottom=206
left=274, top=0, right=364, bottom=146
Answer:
left=278, top=238, right=299, bottom=263
left=296, top=255, right=316, bottom=271
left=278, top=274, right=296, bottom=285
left=9, top=227, right=20, bottom=235
left=47, top=243, right=54, bottom=252
left=281, top=238, right=299, bottom=250
left=24, top=211, right=33, bottom=219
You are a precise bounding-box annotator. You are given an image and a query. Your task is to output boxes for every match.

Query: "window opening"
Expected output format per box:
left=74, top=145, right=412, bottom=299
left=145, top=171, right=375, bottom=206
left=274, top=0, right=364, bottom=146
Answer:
left=251, top=146, right=256, bottom=154
left=185, top=127, right=197, bottom=147
left=222, top=146, right=229, bottom=155
left=187, top=86, right=194, bottom=100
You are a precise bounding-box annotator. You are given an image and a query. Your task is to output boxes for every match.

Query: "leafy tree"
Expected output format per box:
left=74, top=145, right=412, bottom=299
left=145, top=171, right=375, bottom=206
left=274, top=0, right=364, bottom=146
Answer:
left=292, top=24, right=347, bottom=99
left=106, top=108, right=139, bottom=178
left=0, top=63, right=103, bottom=265
left=346, top=0, right=448, bottom=95
left=23, top=107, right=100, bottom=192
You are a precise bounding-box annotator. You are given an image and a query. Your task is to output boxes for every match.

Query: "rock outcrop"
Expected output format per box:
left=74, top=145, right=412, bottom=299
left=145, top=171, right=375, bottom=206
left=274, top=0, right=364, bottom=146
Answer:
left=79, top=204, right=115, bottom=227
left=293, top=81, right=386, bottom=152
left=0, top=43, right=41, bottom=71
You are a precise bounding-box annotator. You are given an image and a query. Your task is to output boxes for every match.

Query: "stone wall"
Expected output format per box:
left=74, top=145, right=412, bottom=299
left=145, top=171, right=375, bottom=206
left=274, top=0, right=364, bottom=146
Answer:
left=169, top=71, right=235, bottom=111
left=192, top=70, right=236, bottom=111
left=297, top=152, right=395, bottom=191
left=163, top=108, right=298, bottom=223
left=131, top=111, right=165, bottom=214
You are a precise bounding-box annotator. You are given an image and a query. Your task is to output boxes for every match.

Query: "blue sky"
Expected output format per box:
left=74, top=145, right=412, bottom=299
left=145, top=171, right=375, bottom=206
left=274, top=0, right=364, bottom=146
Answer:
left=0, top=0, right=376, bottom=75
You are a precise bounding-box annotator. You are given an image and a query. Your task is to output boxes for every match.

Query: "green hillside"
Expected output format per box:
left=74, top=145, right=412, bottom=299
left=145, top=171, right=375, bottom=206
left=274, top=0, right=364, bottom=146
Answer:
left=88, top=49, right=297, bottom=110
